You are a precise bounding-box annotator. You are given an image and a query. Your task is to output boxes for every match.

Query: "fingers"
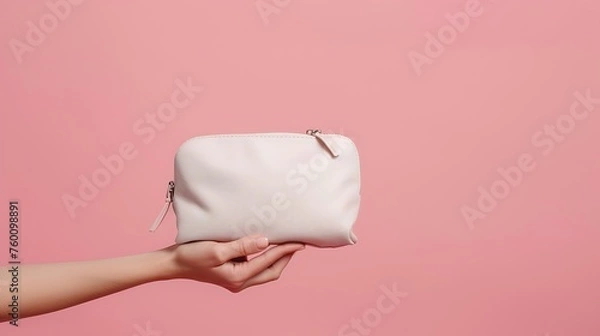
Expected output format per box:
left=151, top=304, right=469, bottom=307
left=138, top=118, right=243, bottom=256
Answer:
left=237, top=243, right=305, bottom=280
left=238, top=252, right=297, bottom=291
left=216, top=235, right=270, bottom=263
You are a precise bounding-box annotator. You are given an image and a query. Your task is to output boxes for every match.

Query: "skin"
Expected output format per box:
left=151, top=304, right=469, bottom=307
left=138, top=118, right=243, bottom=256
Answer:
left=0, top=235, right=304, bottom=322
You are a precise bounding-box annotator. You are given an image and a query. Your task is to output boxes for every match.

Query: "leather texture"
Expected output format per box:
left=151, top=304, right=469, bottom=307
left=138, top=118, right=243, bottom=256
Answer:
left=172, top=132, right=361, bottom=247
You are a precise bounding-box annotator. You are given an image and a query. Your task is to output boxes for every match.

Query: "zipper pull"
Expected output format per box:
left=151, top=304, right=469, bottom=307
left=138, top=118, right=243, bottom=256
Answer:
left=149, top=181, right=175, bottom=232
left=306, top=129, right=339, bottom=157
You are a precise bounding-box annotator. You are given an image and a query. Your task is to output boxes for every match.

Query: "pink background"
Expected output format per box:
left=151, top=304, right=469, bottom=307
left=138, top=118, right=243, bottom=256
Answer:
left=1, top=0, right=600, bottom=335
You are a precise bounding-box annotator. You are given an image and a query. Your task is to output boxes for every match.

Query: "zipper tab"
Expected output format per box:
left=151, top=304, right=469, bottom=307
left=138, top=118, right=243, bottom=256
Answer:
left=149, top=181, right=175, bottom=232
left=306, top=129, right=340, bottom=157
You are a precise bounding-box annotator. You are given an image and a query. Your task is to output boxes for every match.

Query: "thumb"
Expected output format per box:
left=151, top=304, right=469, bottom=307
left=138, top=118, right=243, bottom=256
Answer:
left=219, top=235, right=270, bottom=261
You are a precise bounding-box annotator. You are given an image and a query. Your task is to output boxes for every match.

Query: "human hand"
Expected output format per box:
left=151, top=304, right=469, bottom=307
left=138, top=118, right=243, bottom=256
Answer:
left=0, top=235, right=304, bottom=322
left=166, top=235, right=305, bottom=292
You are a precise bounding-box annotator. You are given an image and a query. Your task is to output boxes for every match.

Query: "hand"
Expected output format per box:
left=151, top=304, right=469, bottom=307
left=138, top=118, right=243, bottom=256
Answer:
left=0, top=235, right=305, bottom=322
left=168, top=235, right=305, bottom=293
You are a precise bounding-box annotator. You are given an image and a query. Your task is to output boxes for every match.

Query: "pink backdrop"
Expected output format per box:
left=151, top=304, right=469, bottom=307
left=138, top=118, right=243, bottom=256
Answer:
left=1, top=0, right=600, bottom=335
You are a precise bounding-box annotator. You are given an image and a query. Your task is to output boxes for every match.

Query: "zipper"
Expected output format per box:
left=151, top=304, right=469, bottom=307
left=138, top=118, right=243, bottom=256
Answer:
left=306, top=129, right=340, bottom=157
left=149, top=181, right=174, bottom=232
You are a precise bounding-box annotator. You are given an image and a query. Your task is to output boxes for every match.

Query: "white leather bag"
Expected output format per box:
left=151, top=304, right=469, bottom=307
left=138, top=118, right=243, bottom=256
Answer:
left=149, top=129, right=361, bottom=247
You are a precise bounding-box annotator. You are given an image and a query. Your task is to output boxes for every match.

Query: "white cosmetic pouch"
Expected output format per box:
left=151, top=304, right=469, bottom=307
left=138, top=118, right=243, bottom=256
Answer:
left=150, top=129, right=361, bottom=248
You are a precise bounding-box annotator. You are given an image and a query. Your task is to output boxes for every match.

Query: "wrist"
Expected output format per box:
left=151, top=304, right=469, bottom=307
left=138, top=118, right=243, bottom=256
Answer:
left=148, top=246, right=181, bottom=281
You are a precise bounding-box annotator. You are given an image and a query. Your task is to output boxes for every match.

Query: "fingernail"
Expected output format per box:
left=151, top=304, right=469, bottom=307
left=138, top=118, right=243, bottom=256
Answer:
left=256, top=237, right=269, bottom=249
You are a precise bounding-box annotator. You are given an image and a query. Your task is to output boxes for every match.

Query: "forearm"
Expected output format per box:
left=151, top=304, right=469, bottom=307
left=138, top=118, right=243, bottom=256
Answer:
left=0, top=248, right=176, bottom=322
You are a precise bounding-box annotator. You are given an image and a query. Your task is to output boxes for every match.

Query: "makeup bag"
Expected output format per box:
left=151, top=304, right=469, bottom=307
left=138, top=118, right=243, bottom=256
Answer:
left=149, top=129, right=361, bottom=247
